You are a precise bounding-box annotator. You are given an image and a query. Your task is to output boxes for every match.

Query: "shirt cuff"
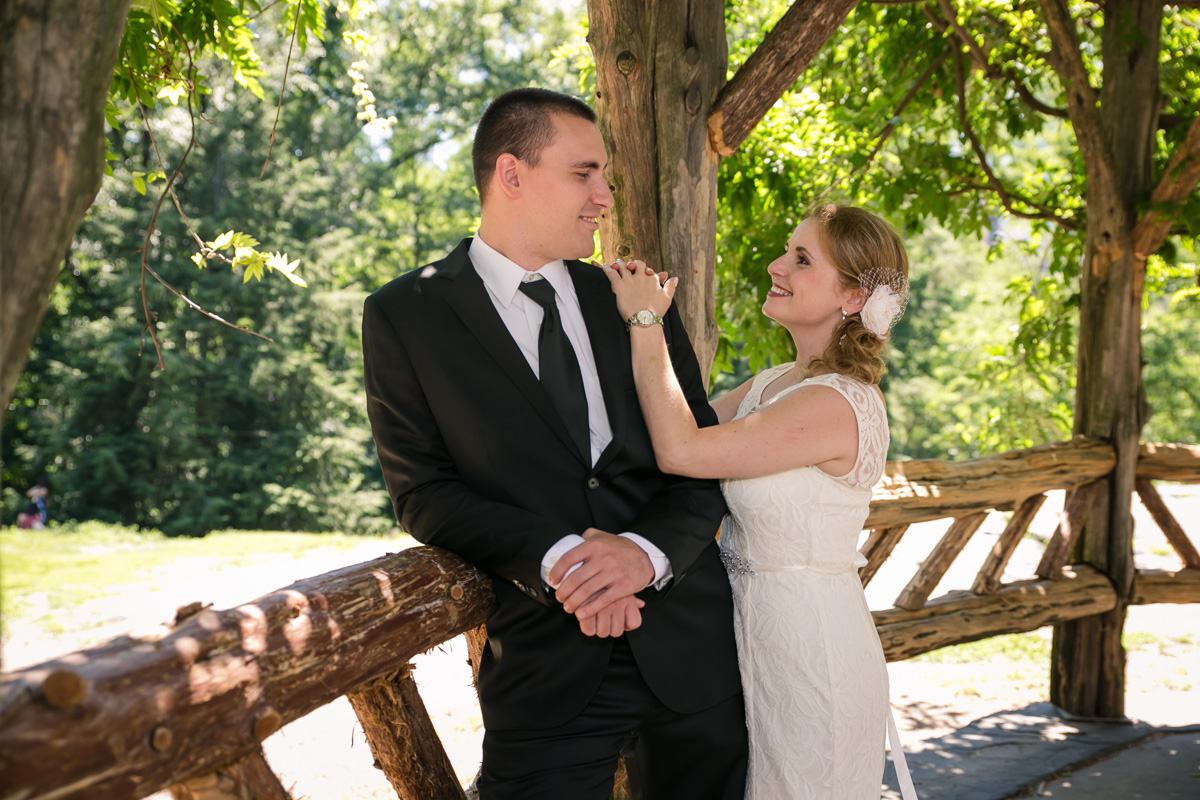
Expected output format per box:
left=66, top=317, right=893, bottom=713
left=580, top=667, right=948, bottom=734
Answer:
left=619, top=532, right=673, bottom=590
left=541, top=534, right=586, bottom=588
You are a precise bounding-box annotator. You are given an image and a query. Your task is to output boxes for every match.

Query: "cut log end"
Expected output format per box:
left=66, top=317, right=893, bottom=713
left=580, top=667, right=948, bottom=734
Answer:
left=254, top=708, right=283, bottom=742
left=41, top=668, right=88, bottom=709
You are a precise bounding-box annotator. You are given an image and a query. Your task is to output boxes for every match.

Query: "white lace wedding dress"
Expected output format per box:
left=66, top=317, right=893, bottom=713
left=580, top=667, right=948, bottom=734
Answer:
left=720, top=364, right=895, bottom=799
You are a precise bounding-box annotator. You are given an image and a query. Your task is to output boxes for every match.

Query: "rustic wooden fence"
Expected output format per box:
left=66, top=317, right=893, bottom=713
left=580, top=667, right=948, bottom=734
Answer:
left=1, top=438, right=1197, bottom=800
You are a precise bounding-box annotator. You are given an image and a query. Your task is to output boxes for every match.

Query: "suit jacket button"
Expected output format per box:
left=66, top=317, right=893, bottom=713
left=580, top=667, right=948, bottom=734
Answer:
left=587, top=477, right=600, bottom=489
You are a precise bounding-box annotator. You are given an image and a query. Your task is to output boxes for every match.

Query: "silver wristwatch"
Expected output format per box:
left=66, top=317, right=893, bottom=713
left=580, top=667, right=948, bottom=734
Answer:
left=625, top=309, right=664, bottom=330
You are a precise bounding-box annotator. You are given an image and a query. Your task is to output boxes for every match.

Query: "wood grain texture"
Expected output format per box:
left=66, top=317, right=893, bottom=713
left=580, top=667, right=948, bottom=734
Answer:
left=866, top=438, right=1114, bottom=528
left=894, top=513, right=988, bottom=611
left=589, top=0, right=727, bottom=372
left=1035, top=480, right=1104, bottom=579
left=876, top=566, right=1118, bottom=661
left=0, top=0, right=134, bottom=409
left=347, top=667, right=467, bottom=800
left=169, top=749, right=291, bottom=800
left=1130, top=568, right=1200, bottom=605
left=971, top=494, right=1047, bottom=595
left=1135, top=479, right=1200, bottom=569
left=0, top=546, right=494, bottom=800
left=859, top=525, right=909, bottom=588
left=709, top=0, right=859, bottom=155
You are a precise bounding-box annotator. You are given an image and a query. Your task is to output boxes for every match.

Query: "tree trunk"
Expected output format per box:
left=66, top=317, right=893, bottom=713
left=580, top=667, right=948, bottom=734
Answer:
left=1044, top=0, right=1163, bottom=718
left=0, top=0, right=132, bottom=416
left=587, top=0, right=727, bottom=375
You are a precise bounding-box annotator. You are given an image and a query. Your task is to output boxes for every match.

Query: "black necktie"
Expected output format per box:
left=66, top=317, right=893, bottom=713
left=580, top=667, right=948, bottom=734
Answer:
left=519, top=279, right=590, bottom=460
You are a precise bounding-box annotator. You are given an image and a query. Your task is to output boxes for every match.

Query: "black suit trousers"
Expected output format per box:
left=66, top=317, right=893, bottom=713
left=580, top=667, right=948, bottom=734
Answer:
left=478, top=638, right=748, bottom=800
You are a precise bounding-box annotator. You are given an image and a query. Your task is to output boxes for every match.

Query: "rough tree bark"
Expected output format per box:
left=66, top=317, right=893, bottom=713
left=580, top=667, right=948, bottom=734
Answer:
left=588, top=0, right=858, bottom=377
left=0, top=0, right=133, bottom=417
left=1038, top=0, right=1190, bottom=718
left=587, top=0, right=728, bottom=374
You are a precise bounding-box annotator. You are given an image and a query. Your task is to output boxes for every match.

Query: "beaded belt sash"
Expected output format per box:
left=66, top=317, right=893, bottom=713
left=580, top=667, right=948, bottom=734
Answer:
left=719, top=548, right=867, bottom=577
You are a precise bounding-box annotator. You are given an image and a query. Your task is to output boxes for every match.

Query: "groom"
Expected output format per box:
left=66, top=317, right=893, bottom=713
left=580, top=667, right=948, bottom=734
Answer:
left=362, top=88, right=746, bottom=799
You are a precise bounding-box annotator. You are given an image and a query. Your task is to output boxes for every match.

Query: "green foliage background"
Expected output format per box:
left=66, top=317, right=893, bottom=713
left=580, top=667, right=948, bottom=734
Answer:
left=3, top=0, right=1199, bottom=534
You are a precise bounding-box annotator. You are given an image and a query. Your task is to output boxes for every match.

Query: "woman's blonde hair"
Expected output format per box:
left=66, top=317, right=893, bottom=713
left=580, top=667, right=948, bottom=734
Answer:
left=806, top=203, right=909, bottom=385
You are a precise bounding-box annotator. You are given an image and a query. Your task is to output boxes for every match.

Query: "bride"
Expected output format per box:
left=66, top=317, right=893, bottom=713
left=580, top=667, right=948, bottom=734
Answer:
left=602, top=203, right=914, bottom=799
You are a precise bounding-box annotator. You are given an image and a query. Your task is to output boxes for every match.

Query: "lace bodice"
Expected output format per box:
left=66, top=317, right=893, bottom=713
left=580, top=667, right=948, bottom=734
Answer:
left=720, top=363, right=889, bottom=575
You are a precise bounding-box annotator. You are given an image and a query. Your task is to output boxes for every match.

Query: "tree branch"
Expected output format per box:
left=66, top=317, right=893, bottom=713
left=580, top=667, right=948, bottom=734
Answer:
left=709, top=0, right=860, bottom=157
left=952, top=48, right=1081, bottom=230
left=927, top=0, right=1068, bottom=118
left=1131, top=116, right=1200, bottom=259
left=131, top=61, right=273, bottom=370
left=813, top=44, right=952, bottom=205
left=1037, top=0, right=1108, bottom=168
left=260, top=0, right=302, bottom=178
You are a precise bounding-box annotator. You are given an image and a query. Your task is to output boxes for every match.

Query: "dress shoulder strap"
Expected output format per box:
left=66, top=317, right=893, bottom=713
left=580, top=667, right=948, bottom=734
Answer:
left=739, top=362, right=796, bottom=417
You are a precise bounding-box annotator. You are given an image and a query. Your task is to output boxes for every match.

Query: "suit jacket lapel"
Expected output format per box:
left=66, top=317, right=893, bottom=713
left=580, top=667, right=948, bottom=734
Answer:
left=442, top=240, right=588, bottom=465
left=569, top=260, right=629, bottom=472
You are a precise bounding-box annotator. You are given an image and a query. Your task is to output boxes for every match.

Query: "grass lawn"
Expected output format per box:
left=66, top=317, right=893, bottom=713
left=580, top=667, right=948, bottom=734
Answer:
left=1, top=521, right=408, bottom=635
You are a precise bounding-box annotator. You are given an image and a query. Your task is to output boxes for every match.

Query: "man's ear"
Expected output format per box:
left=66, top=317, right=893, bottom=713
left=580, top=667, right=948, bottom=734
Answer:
left=494, top=154, right=523, bottom=200
left=844, top=286, right=867, bottom=315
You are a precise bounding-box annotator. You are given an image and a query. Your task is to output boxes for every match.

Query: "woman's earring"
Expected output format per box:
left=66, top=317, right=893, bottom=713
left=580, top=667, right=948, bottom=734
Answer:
left=841, top=309, right=847, bottom=321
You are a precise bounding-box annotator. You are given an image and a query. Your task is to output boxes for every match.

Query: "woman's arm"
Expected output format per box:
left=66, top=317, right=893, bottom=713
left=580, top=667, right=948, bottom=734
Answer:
left=604, top=262, right=860, bottom=480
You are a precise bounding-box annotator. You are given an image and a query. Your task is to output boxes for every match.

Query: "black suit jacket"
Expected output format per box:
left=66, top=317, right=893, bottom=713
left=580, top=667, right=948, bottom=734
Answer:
left=362, top=239, right=742, bottom=731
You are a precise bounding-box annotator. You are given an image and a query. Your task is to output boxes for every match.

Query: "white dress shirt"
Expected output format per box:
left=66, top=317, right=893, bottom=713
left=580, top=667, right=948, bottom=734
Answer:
left=468, top=235, right=671, bottom=590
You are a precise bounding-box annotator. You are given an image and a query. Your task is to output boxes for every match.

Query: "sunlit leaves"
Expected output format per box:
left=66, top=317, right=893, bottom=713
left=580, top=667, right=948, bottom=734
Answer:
left=192, top=231, right=308, bottom=287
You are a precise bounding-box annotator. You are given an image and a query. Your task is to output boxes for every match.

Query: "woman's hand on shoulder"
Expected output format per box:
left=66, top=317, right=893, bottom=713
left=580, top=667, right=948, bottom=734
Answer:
left=597, top=259, right=676, bottom=320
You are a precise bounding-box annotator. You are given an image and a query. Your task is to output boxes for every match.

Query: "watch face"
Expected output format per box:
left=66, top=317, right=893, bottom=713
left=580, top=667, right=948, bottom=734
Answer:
left=637, top=310, right=654, bottom=324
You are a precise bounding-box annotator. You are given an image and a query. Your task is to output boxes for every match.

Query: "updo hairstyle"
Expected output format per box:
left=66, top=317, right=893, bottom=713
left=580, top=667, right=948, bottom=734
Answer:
left=805, top=203, right=909, bottom=385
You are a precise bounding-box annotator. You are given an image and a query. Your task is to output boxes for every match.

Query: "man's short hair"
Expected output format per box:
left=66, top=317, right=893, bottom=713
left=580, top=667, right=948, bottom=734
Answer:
left=472, top=88, right=596, bottom=203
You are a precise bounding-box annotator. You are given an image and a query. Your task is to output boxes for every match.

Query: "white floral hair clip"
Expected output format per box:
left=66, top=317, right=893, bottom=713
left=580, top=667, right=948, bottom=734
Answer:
left=856, top=266, right=909, bottom=339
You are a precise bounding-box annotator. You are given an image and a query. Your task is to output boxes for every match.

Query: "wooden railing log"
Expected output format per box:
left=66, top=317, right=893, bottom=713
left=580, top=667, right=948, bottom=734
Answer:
left=1137, top=442, right=1200, bottom=482
left=0, top=546, right=495, bottom=800
left=867, top=438, right=1114, bottom=528
left=347, top=665, right=467, bottom=800
left=1035, top=480, right=1104, bottom=579
left=875, top=566, right=1118, bottom=661
left=894, top=512, right=988, bottom=611
left=858, top=525, right=909, bottom=588
left=463, top=624, right=487, bottom=690
left=168, top=748, right=291, bottom=800
left=971, top=494, right=1048, bottom=595
left=1135, top=479, right=1200, bottom=570
left=1130, top=568, right=1200, bottom=605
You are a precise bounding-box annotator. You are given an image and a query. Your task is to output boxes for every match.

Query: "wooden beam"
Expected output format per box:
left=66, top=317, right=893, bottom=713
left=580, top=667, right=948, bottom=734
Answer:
left=708, top=0, right=859, bottom=156
left=875, top=566, right=1118, bottom=661
left=169, top=749, right=291, bottom=800
left=1035, top=480, right=1104, bottom=579
left=972, top=494, right=1048, bottom=595
left=1137, top=442, right=1200, bottom=482
left=894, top=512, right=988, bottom=610
left=867, top=437, right=1114, bottom=528
left=859, top=525, right=910, bottom=587
left=347, top=666, right=467, bottom=800
left=0, top=546, right=495, bottom=800
left=1130, top=568, right=1200, bottom=605
left=1135, top=479, right=1200, bottom=569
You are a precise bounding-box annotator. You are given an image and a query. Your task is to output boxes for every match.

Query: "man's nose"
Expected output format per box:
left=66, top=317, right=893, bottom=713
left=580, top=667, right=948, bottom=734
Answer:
left=593, top=178, right=614, bottom=209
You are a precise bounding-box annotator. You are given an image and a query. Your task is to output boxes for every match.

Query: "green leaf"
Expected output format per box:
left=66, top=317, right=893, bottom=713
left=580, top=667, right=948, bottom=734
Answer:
left=213, top=231, right=237, bottom=250
left=156, top=82, right=189, bottom=106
